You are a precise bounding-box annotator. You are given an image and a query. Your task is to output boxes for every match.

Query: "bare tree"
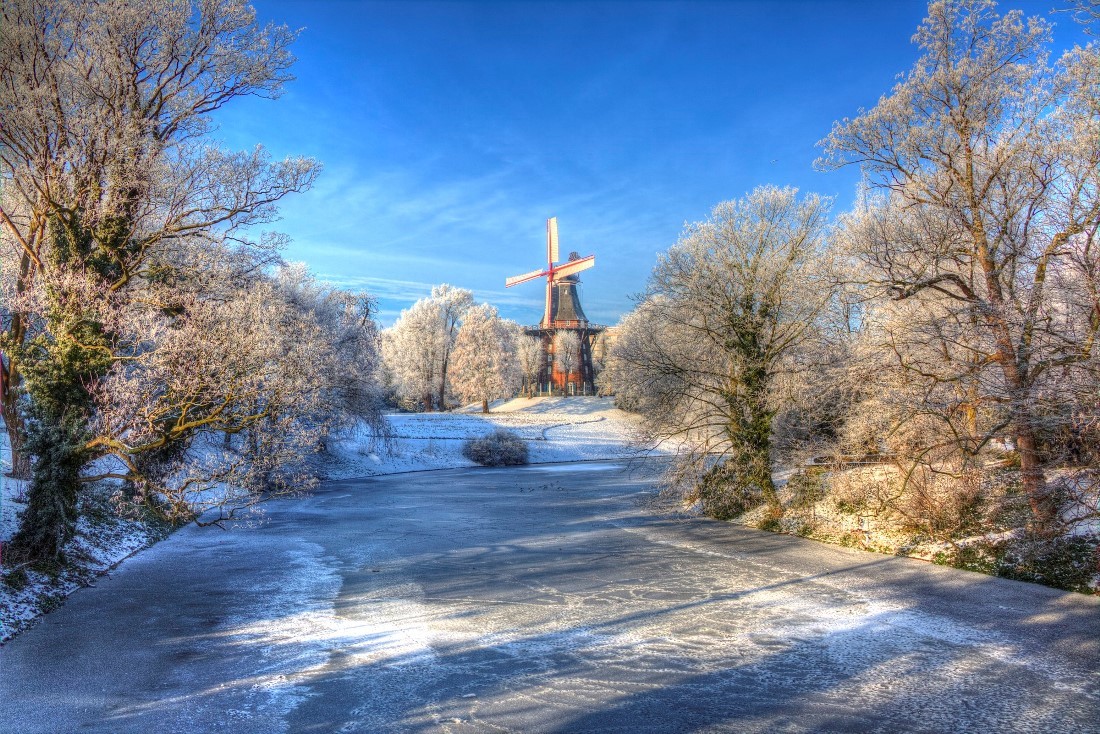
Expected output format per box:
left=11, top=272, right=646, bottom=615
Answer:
left=552, top=331, right=582, bottom=395
left=382, top=298, right=446, bottom=412
left=450, top=304, right=520, bottom=413
left=432, top=284, right=474, bottom=410
left=515, top=333, right=543, bottom=398
left=609, top=186, right=835, bottom=518
left=1060, top=0, right=1100, bottom=35
left=818, top=0, right=1100, bottom=529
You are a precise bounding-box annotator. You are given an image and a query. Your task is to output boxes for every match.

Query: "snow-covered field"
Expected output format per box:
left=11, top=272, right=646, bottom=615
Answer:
left=321, top=396, right=649, bottom=479
left=1, top=397, right=653, bottom=641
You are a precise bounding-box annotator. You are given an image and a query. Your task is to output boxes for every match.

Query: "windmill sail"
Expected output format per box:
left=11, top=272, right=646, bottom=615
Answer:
left=505, top=267, right=548, bottom=288
left=547, top=217, right=559, bottom=264
left=550, top=255, right=594, bottom=280
left=505, top=217, right=596, bottom=328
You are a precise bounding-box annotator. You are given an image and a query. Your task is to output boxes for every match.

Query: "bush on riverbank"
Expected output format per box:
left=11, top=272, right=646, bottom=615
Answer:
left=462, top=430, right=529, bottom=467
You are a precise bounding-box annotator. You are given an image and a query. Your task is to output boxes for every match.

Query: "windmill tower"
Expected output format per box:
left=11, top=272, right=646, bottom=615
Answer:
left=506, top=218, right=604, bottom=395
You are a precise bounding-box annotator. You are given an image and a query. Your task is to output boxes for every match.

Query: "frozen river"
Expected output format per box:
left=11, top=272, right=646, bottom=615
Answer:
left=2, top=461, right=1098, bottom=733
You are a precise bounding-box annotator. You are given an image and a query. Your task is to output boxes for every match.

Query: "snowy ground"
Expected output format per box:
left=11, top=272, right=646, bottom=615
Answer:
left=1, top=397, right=655, bottom=641
left=737, top=462, right=1100, bottom=593
left=320, top=396, right=651, bottom=479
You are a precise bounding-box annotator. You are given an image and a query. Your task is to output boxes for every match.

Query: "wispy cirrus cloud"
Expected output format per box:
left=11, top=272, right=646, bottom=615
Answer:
left=275, top=155, right=669, bottom=326
left=315, top=272, right=549, bottom=327
left=219, top=0, right=953, bottom=330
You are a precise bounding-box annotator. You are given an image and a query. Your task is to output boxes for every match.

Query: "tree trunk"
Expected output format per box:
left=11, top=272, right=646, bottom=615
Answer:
left=727, top=358, right=780, bottom=515
left=2, top=403, right=31, bottom=479
left=438, top=357, right=449, bottom=412
left=1016, top=416, right=1056, bottom=531
left=743, top=396, right=780, bottom=514
left=2, top=348, right=31, bottom=479
left=994, top=338, right=1056, bottom=531
left=481, top=398, right=489, bottom=414
left=422, top=392, right=433, bottom=412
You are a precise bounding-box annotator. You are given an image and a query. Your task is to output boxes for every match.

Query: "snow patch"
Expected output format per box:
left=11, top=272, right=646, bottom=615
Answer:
left=318, top=397, right=659, bottom=480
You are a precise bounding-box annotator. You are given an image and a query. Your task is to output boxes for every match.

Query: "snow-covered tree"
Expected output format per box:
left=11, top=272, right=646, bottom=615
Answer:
left=610, top=186, right=835, bottom=518
left=818, top=0, right=1100, bottom=529
left=515, top=334, right=543, bottom=397
left=88, top=275, right=328, bottom=523
left=1062, top=0, right=1099, bottom=34
left=432, top=284, right=474, bottom=410
left=379, top=284, right=473, bottom=412
left=0, top=0, right=319, bottom=562
left=274, top=264, right=386, bottom=436
left=7, top=246, right=384, bottom=528
left=552, top=331, right=582, bottom=394
left=382, top=298, right=446, bottom=411
left=450, top=304, right=520, bottom=413
left=590, top=331, right=611, bottom=396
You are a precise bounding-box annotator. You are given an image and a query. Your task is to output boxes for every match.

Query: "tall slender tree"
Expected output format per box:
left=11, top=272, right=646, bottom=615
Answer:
left=382, top=298, right=446, bottom=412
left=432, top=284, right=474, bottom=410
left=515, top=334, right=543, bottom=397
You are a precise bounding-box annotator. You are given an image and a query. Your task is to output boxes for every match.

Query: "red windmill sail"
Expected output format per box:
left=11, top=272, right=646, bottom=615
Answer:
left=505, top=217, right=595, bottom=328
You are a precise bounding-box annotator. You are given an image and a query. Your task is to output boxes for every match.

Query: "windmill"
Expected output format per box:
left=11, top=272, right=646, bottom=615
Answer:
left=505, top=218, right=603, bottom=395
left=505, top=217, right=595, bottom=328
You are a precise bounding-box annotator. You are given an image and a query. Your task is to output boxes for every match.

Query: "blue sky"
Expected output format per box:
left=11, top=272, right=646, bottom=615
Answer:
left=214, top=0, right=1085, bottom=326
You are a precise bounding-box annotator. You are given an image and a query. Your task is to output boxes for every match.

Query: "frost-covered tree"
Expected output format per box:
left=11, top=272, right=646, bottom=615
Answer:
left=818, top=0, right=1100, bottom=529
left=88, top=273, right=331, bottom=523
left=609, top=186, right=835, bottom=518
left=274, top=264, right=386, bottom=437
left=1062, top=0, right=1099, bottom=34
left=0, top=0, right=320, bottom=562
left=552, top=331, right=582, bottom=394
left=382, top=298, right=446, bottom=412
left=590, top=331, right=611, bottom=395
left=450, top=304, right=520, bottom=413
left=515, top=334, right=543, bottom=398
left=3, top=243, right=383, bottom=530
left=380, top=284, right=474, bottom=412
left=432, top=284, right=474, bottom=410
